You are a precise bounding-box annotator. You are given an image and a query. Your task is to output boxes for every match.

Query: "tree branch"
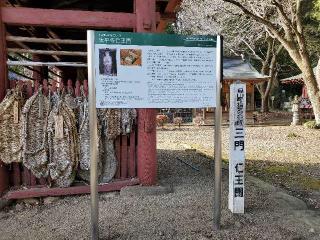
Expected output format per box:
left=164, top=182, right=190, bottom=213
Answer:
left=223, top=0, right=293, bottom=51
left=272, top=0, right=304, bottom=51
left=316, top=57, right=320, bottom=86
left=241, top=39, right=263, bottom=62
left=275, top=44, right=284, bottom=56
left=296, top=0, right=303, bottom=34
left=261, top=38, right=273, bottom=75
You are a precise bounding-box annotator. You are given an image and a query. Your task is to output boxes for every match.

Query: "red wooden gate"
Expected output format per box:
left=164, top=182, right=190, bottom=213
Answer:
left=0, top=0, right=179, bottom=200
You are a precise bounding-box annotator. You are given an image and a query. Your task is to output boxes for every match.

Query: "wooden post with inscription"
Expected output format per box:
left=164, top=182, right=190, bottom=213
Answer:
left=228, top=82, right=246, bottom=214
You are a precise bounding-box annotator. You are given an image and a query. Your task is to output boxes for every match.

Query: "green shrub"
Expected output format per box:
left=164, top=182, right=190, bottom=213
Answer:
left=303, top=120, right=320, bottom=129
left=286, top=132, right=299, bottom=138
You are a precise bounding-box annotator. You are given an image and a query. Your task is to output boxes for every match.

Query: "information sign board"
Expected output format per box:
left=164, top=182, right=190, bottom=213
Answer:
left=93, top=31, right=217, bottom=108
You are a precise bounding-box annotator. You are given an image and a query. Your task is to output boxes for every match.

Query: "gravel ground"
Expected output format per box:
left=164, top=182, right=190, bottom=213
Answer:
left=0, top=125, right=319, bottom=239
left=158, top=125, right=320, bottom=209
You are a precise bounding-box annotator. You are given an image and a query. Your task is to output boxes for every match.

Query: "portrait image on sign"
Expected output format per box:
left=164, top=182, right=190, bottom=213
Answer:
left=99, top=48, right=117, bottom=76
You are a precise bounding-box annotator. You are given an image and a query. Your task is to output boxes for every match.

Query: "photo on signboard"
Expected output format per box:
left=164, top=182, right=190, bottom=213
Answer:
left=120, top=49, right=142, bottom=66
left=99, top=48, right=117, bottom=76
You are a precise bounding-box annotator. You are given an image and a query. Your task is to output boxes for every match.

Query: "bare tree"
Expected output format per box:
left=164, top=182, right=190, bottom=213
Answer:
left=221, top=0, right=320, bottom=123
left=176, top=0, right=283, bottom=112
left=177, top=0, right=320, bottom=121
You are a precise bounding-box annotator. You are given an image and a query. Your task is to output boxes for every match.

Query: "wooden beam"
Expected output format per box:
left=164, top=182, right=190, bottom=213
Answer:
left=9, top=54, right=62, bottom=78
left=55, top=0, right=83, bottom=9
left=156, top=20, right=168, bottom=33
left=165, top=0, right=181, bottom=13
left=32, top=54, right=43, bottom=82
left=156, top=0, right=180, bottom=33
left=46, top=28, right=62, bottom=50
left=7, top=36, right=87, bottom=45
left=160, top=12, right=176, bottom=21
left=8, top=55, right=41, bottom=73
left=156, top=12, right=177, bottom=23
left=135, top=0, right=156, bottom=32
left=224, top=78, right=269, bottom=83
left=8, top=48, right=87, bottom=56
left=1, top=7, right=137, bottom=29
left=7, top=60, right=87, bottom=67
left=7, top=32, right=61, bottom=61
left=0, top=3, right=8, bottom=101
left=1, top=0, right=13, bottom=194
left=0, top=162, right=9, bottom=195
left=3, top=178, right=140, bottom=199
left=6, top=32, right=30, bottom=49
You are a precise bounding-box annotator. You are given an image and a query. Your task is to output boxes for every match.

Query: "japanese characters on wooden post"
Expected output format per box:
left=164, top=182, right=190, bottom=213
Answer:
left=228, top=82, right=246, bottom=214
left=93, top=31, right=217, bottom=108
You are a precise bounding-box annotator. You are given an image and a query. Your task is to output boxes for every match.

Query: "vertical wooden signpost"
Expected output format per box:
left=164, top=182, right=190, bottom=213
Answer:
left=87, top=31, right=99, bottom=240
left=213, top=36, right=223, bottom=230
left=228, top=82, right=246, bottom=214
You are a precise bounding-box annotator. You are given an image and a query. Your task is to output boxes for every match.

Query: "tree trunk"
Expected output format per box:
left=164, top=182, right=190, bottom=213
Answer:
left=264, top=48, right=279, bottom=112
left=261, top=93, right=269, bottom=112
left=308, top=92, right=320, bottom=124
left=258, top=42, right=280, bottom=113
left=300, top=63, right=320, bottom=124
left=291, top=52, right=320, bottom=124
left=221, top=0, right=320, bottom=123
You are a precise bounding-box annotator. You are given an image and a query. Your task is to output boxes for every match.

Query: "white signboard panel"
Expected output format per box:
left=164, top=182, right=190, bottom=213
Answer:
left=93, top=32, right=217, bottom=108
left=228, top=82, right=246, bottom=214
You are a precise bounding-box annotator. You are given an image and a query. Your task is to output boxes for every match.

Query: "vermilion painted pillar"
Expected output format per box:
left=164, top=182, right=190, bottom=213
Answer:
left=0, top=2, right=9, bottom=195
left=0, top=3, right=8, bottom=100
left=135, top=0, right=157, bottom=185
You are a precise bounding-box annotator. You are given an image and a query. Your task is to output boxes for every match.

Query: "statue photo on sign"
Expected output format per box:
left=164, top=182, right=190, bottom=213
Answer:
left=120, top=49, right=142, bottom=66
left=99, top=48, right=117, bottom=76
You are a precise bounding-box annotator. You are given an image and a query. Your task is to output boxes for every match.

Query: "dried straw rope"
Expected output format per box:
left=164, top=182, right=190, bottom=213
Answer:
left=21, top=87, right=50, bottom=178
left=0, top=89, right=24, bottom=163
left=47, top=94, right=79, bottom=188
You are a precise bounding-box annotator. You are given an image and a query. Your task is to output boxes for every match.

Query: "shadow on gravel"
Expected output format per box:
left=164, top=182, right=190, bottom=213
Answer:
left=0, top=148, right=319, bottom=240
left=246, top=159, right=320, bottom=210
left=155, top=149, right=320, bottom=240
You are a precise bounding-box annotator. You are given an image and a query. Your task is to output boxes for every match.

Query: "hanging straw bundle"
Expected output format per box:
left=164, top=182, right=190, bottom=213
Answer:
left=47, top=95, right=79, bottom=188
left=98, top=109, right=121, bottom=183
left=21, top=87, right=50, bottom=178
left=0, top=88, right=24, bottom=163
left=121, top=108, right=137, bottom=134
left=98, top=108, right=136, bottom=183
left=77, top=92, right=103, bottom=182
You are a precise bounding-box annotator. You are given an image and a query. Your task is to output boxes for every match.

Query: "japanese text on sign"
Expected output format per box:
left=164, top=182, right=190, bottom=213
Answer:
left=229, top=82, right=246, bottom=214
left=93, top=31, right=217, bottom=108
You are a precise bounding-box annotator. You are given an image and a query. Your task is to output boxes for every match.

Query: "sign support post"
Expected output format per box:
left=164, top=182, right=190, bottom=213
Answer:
left=213, top=35, right=223, bottom=230
left=88, top=30, right=99, bottom=240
